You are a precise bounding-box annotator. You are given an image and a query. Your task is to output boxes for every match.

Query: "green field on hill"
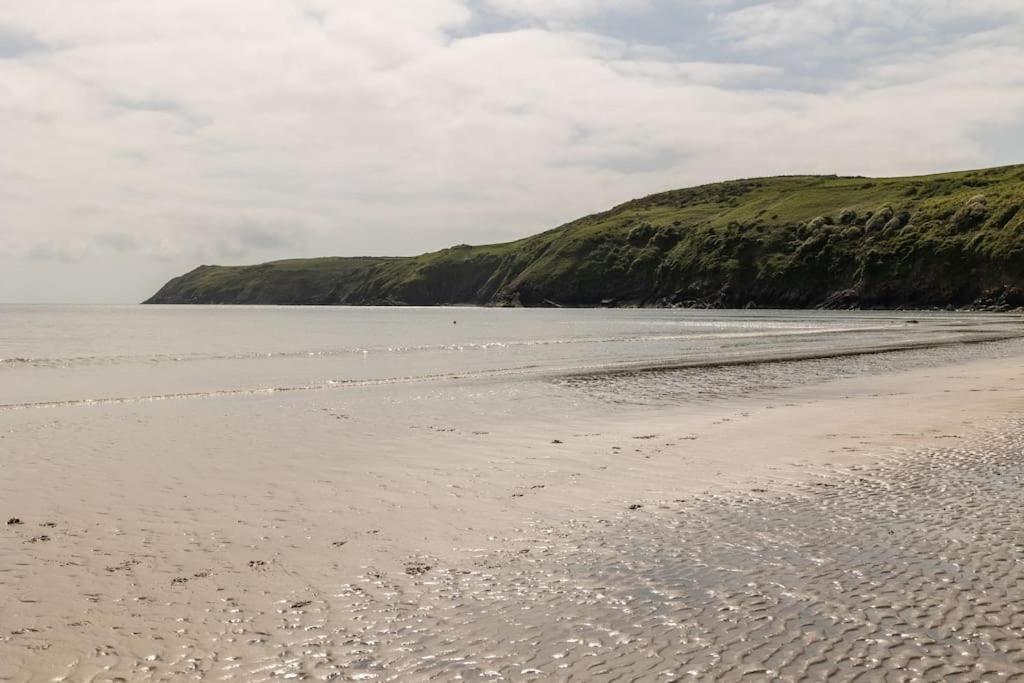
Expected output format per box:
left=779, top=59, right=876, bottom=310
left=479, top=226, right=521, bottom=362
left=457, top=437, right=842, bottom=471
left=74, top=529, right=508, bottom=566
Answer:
left=147, top=165, right=1024, bottom=309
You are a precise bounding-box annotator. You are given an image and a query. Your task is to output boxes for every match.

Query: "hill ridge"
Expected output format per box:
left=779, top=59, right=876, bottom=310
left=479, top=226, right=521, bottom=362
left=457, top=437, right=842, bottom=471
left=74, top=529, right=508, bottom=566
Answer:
left=146, top=164, right=1024, bottom=309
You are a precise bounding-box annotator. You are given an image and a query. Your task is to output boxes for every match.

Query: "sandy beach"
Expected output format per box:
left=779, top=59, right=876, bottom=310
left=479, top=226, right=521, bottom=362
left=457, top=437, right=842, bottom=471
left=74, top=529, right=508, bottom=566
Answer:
left=4, top=320, right=1024, bottom=680
left=8, top=0, right=1024, bottom=676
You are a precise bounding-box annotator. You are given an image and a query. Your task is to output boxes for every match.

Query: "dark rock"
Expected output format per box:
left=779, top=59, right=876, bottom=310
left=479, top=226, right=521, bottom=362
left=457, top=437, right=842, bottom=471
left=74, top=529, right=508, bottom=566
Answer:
left=820, top=289, right=860, bottom=310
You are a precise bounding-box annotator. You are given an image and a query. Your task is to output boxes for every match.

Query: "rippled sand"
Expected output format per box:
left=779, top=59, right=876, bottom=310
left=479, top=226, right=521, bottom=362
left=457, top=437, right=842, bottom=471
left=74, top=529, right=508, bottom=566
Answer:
left=351, top=427, right=1024, bottom=681
left=5, top=344, right=1024, bottom=681
left=8, top=422, right=1024, bottom=681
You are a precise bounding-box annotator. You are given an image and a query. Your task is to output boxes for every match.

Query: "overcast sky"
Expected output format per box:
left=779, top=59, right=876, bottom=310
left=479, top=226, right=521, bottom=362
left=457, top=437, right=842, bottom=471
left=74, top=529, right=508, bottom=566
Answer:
left=2, top=0, right=1024, bottom=302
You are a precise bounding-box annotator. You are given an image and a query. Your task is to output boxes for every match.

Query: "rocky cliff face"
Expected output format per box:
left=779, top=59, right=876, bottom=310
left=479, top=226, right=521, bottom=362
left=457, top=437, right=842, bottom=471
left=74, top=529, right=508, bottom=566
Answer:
left=146, top=165, right=1024, bottom=310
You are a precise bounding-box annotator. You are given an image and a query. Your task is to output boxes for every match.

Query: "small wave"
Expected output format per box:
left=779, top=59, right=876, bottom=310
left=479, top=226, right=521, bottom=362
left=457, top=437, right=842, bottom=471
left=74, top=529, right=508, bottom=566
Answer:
left=0, top=364, right=544, bottom=411
left=0, top=325, right=903, bottom=371
left=4, top=331, right=1021, bottom=412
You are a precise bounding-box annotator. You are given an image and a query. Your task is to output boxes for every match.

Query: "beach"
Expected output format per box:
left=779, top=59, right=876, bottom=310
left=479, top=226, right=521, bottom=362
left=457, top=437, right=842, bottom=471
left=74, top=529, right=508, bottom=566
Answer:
left=3, top=307, right=1024, bottom=681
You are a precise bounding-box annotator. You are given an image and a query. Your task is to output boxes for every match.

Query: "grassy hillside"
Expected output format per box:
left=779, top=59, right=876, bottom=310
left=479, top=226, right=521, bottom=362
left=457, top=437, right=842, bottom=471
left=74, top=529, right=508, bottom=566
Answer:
left=145, top=164, right=1024, bottom=309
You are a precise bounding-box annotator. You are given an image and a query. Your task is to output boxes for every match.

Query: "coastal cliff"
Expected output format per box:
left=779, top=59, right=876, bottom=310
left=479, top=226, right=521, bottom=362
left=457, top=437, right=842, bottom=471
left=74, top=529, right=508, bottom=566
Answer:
left=146, top=164, right=1024, bottom=309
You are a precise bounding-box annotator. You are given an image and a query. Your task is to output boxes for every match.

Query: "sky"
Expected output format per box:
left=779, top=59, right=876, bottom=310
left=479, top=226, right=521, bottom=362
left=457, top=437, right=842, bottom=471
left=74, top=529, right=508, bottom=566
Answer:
left=2, top=0, right=1024, bottom=303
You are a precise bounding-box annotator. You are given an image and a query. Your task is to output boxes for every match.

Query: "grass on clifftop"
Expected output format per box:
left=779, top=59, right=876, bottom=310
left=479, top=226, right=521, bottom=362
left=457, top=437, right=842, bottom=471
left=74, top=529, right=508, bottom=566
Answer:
left=146, top=164, right=1024, bottom=308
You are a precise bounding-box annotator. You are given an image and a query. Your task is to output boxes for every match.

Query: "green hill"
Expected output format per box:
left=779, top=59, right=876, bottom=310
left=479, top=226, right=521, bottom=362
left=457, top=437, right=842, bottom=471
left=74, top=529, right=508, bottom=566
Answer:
left=145, top=164, right=1024, bottom=309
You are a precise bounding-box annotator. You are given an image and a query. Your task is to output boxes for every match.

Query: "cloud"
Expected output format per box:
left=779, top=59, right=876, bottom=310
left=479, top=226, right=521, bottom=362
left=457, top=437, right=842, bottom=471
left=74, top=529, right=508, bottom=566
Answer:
left=1, top=0, right=1023, bottom=301
left=93, top=233, right=140, bottom=253
left=0, top=26, right=46, bottom=58
left=480, top=0, right=650, bottom=24
left=25, top=243, right=86, bottom=263
left=710, top=0, right=1024, bottom=52
left=212, top=223, right=309, bottom=259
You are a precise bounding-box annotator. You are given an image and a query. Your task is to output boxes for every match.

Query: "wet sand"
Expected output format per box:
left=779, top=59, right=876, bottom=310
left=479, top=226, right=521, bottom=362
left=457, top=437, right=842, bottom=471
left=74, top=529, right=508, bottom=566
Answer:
left=4, top=344, right=1024, bottom=680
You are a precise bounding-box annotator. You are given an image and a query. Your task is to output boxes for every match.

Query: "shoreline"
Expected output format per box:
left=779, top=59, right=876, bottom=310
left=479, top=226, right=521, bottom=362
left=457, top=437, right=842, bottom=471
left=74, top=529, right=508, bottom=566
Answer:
left=4, top=342, right=1024, bottom=679
left=3, top=323, right=1021, bottom=412
left=141, top=300, right=1024, bottom=313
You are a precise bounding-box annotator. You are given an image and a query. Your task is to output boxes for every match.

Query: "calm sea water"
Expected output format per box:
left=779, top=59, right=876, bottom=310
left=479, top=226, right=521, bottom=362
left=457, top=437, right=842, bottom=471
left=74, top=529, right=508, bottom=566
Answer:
left=0, top=305, right=1020, bottom=408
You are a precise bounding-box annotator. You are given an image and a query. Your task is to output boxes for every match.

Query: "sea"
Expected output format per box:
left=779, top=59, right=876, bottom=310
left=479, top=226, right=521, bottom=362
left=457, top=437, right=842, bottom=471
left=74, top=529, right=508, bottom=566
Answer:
left=2, top=305, right=1021, bottom=410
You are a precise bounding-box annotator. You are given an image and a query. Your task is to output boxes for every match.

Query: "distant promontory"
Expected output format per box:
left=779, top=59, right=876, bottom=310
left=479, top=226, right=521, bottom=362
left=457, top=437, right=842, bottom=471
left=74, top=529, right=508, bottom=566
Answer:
left=146, top=165, right=1024, bottom=310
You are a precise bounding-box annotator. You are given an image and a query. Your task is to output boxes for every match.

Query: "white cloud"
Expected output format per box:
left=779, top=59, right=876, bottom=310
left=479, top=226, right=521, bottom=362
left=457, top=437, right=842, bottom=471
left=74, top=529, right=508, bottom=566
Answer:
left=0, top=0, right=1023, bottom=301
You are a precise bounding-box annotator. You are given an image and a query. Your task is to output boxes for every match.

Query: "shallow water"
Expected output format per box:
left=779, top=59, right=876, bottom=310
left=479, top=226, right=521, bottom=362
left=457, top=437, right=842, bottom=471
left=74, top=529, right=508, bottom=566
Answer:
left=1, top=305, right=1020, bottom=407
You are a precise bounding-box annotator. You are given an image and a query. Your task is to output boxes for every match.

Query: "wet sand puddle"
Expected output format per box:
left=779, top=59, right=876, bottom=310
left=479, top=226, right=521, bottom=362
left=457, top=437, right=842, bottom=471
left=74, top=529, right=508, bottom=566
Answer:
left=554, top=337, right=1024, bottom=406
left=7, top=423, right=1024, bottom=681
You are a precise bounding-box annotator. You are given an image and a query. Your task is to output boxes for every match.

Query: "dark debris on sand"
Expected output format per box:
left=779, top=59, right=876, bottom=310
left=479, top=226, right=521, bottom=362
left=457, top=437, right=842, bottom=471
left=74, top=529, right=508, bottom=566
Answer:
left=405, top=561, right=433, bottom=577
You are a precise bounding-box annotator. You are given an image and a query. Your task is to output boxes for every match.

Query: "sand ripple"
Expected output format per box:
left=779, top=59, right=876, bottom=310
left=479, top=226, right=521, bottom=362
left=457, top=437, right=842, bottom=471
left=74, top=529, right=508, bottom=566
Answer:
left=6, top=423, right=1024, bottom=681
left=314, top=427, right=1024, bottom=681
